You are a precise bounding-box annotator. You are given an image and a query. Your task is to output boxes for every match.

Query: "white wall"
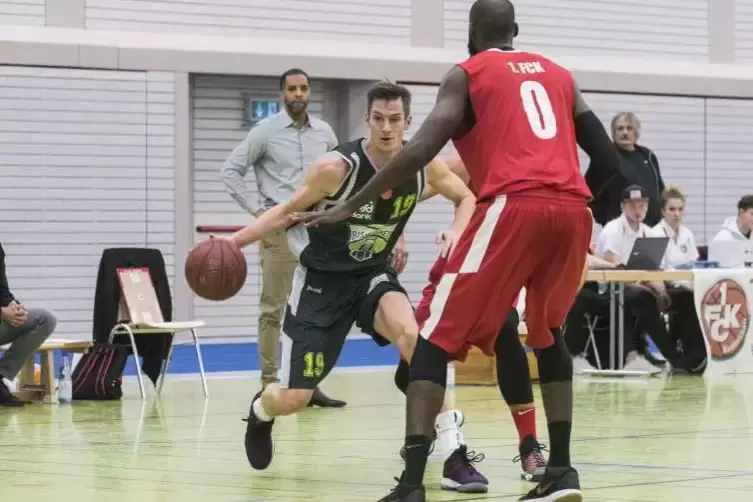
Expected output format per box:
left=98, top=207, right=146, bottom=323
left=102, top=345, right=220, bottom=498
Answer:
left=444, top=0, right=709, bottom=61
left=0, top=0, right=44, bottom=26
left=0, top=66, right=175, bottom=340
left=736, top=0, right=753, bottom=62
left=85, top=0, right=413, bottom=45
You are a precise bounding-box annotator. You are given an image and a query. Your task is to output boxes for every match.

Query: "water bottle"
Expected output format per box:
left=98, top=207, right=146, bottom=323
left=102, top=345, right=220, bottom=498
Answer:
left=58, top=356, right=73, bottom=404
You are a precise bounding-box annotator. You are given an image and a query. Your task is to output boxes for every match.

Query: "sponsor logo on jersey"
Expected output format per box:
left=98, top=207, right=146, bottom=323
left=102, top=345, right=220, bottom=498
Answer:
left=351, top=201, right=375, bottom=221
left=348, top=223, right=396, bottom=262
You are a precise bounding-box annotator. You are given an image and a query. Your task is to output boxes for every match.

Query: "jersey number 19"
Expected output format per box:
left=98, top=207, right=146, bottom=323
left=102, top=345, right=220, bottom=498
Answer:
left=519, top=80, right=557, bottom=140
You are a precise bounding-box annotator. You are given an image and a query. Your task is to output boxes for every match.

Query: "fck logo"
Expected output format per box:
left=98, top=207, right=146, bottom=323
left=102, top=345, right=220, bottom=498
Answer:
left=701, top=279, right=749, bottom=361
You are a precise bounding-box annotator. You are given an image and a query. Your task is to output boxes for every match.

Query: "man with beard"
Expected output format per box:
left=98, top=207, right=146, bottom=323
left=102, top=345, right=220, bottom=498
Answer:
left=222, top=68, right=345, bottom=408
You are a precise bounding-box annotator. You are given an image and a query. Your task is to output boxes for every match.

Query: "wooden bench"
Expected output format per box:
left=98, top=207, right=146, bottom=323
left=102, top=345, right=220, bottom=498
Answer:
left=0, top=339, right=93, bottom=404
left=455, top=323, right=539, bottom=386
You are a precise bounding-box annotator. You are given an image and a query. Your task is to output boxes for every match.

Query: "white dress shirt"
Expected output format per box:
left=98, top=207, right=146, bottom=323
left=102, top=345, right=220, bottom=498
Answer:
left=596, top=214, right=652, bottom=264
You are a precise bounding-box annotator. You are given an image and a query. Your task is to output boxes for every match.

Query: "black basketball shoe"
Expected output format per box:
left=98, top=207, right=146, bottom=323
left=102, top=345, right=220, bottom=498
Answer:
left=242, top=391, right=275, bottom=470
left=519, top=466, right=582, bottom=501
left=376, top=473, right=426, bottom=502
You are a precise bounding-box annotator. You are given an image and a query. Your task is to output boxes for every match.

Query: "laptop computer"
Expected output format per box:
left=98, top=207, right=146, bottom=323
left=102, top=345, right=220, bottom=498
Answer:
left=625, top=237, right=669, bottom=270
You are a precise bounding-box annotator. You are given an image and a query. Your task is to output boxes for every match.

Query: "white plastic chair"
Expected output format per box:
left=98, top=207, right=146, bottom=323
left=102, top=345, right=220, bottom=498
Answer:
left=109, top=267, right=208, bottom=399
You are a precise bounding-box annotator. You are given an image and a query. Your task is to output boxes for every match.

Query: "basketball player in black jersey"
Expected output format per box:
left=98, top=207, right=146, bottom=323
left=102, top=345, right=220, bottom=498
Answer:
left=225, top=82, right=489, bottom=493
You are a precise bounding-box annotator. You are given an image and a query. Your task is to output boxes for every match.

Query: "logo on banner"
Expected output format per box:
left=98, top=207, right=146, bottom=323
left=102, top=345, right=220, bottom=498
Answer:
left=701, top=279, right=749, bottom=360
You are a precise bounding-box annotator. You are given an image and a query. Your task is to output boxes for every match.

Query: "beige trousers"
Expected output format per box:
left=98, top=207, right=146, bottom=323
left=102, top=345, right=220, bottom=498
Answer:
left=258, top=229, right=297, bottom=386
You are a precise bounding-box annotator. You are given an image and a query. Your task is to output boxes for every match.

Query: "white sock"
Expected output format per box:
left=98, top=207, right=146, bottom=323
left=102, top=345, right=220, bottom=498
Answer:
left=435, top=410, right=465, bottom=460
left=252, top=396, right=272, bottom=422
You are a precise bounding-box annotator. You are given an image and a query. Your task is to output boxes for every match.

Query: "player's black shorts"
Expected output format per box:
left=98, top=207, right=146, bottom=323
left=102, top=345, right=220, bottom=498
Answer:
left=279, top=263, right=407, bottom=389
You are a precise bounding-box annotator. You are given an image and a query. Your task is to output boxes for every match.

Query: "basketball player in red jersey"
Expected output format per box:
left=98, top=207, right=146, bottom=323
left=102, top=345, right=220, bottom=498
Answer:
left=296, top=1, right=625, bottom=500
left=417, top=153, right=549, bottom=482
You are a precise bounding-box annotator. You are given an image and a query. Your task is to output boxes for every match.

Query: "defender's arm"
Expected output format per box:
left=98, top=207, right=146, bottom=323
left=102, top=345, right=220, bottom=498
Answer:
left=231, top=153, right=347, bottom=248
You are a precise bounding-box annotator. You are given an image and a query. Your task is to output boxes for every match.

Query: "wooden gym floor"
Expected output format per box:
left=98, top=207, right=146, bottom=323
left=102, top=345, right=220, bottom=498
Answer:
left=1, top=369, right=753, bottom=501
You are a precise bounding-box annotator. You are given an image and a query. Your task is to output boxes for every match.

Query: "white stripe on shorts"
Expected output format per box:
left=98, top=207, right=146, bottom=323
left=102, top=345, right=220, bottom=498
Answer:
left=459, top=195, right=507, bottom=273
left=420, top=195, right=507, bottom=339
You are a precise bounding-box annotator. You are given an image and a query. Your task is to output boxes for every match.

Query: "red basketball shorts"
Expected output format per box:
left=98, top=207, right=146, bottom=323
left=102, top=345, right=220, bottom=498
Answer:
left=415, top=255, right=521, bottom=361
left=418, top=193, right=591, bottom=362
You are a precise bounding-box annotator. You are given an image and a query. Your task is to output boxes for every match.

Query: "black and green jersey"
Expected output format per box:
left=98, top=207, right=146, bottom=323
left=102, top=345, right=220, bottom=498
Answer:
left=288, top=138, right=427, bottom=273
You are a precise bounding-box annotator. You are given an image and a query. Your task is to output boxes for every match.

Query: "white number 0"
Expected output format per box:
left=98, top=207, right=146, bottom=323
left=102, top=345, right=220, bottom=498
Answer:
left=519, top=80, right=557, bottom=140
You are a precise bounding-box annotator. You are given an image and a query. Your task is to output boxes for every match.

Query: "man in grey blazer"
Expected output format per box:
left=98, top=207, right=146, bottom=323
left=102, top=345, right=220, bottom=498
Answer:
left=222, top=68, right=345, bottom=408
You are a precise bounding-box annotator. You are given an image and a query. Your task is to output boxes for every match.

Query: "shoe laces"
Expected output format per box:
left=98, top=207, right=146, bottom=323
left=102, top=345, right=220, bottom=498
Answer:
left=384, top=474, right=408, bottom=497
left=513, top=442, right=548, bottom=469
left=455, top=445, right=485, bottom=471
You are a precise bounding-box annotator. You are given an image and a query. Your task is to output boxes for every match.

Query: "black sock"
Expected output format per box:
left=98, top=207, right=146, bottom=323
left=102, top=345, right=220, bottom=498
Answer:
left=536, top=328, right=574, bottom=469
left=404, top=434, right=432, bottom=485
left=547, top=421, right=572, bottom=467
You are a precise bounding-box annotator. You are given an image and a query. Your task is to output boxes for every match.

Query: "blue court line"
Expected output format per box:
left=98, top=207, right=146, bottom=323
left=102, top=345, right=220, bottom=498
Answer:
left=17, top=337, right=538, bottom=378
left=22, top=338, right=402, bottom=377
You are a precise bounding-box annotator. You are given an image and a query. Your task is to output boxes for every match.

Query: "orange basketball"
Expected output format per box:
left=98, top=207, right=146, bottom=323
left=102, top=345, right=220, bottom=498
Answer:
left=185, top=237, right=247, bottom=301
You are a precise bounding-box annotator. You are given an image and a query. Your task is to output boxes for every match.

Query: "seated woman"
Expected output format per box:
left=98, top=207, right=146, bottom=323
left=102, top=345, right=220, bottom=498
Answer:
left=650, top=187, right=707, bottom=373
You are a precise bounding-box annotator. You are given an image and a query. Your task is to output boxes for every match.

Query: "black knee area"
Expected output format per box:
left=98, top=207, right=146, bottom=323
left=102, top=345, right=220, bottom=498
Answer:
left=494, top=308, right=520, bottom=352
left=408, top=337, right=448, bottom=387
left=535, top=328, right=573, bottom=384
left=394, top=359, right=410, bottom=394
left=495, top=308, right=534, bottom=405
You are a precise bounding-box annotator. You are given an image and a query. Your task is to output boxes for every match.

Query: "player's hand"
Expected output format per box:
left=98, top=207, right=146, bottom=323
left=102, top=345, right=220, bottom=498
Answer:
left=436, top=230, right=459, bottom=259
left=1, top=302, right=26, bottom=327
left=293, top=204, right=354, bottom=228
left=390, top=235, right=409, bottom=273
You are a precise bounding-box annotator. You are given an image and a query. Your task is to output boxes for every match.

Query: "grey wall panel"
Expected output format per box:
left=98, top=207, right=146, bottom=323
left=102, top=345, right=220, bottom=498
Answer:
left=445, top=0, right=709, bottom=61
left=85, top=0, right=412, bottom=45
left=0, top=66, right=152, bottom=339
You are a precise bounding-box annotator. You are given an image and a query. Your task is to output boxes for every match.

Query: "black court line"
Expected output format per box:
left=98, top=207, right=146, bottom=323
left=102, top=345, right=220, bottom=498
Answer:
left=3, top=457, right=751, bottom=501
left=447, top=471, right=753, bottom=501
left=1, top=422, right=750, bottom=450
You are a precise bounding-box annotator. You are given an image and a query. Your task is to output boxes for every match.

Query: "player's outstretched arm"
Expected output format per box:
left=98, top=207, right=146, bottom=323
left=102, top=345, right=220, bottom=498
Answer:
left=425, top=158, right=476, bottom=238
left=230, top=153, right=346, bottom=248
left=572, top=83, right=633, bottom=197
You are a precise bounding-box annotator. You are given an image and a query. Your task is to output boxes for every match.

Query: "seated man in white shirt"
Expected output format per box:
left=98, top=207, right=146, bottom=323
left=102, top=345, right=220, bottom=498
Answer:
left=596, top=185, right=689, bottom=372
left=649, top=187, right=706, bottom=373
left=708, top=194, right=753, bottom=268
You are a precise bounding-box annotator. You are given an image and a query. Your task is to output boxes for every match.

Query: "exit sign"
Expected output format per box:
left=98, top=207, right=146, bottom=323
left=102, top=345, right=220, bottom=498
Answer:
left=244, top=99, right=280, bottom=126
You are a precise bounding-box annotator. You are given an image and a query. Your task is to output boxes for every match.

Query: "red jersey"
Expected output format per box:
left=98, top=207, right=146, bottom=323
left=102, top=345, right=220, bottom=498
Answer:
left=452, top=48, right=592, bottom=202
